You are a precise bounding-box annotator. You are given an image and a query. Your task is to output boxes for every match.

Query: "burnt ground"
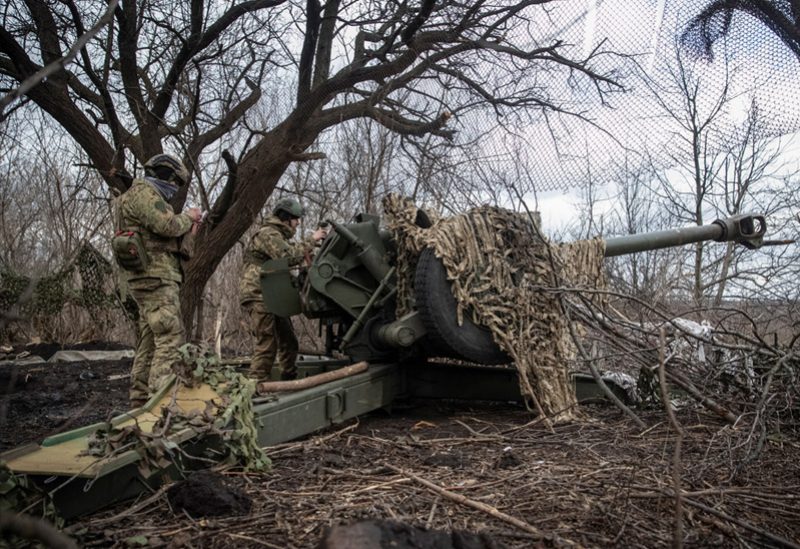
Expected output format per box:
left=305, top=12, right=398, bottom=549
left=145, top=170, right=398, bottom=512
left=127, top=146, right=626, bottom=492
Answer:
left=0, top=343, right=131, bottom=451
left=2, top=351, right=800, bottom=548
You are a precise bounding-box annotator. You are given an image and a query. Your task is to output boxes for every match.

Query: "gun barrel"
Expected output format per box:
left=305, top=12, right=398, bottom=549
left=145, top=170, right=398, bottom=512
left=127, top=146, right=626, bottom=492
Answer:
left=604, top=214, right=766, bottom=257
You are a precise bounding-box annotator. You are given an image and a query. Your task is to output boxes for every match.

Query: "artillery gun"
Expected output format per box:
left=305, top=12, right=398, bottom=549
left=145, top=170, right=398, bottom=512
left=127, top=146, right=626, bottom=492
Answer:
left=2, top=210, right=769, bottom=520
left=262, top=212, right=767, bottom=365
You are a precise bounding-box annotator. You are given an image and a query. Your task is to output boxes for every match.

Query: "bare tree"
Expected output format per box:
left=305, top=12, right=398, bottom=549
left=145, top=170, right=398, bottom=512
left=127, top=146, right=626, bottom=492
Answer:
left=602, top=157, right=686, bottom=304
left=1, top=1, right=620, bottom=331
left=0, top=126, right=109, bottom=273
left=641, top=49, right=731, bottom=305
left=710, top=102, right=789, bottom=305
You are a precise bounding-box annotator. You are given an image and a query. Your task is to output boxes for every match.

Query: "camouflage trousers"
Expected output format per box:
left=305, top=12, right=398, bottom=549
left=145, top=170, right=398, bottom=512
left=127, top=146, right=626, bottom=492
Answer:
left=129, top=278, right=184, bottom=404
left=242, top=300, right=298, bottom=381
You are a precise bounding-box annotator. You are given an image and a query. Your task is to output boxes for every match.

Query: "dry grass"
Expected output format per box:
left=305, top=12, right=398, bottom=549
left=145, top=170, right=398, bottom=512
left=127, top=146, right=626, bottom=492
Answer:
left=72, top=402, right=800, bottom=548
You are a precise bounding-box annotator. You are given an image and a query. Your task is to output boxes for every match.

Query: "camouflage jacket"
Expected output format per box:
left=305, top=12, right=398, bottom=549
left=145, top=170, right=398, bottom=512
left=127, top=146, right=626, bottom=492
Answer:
left=115, top=178, right=194, bottom=283
left=239, top=215, right=317, bottom=305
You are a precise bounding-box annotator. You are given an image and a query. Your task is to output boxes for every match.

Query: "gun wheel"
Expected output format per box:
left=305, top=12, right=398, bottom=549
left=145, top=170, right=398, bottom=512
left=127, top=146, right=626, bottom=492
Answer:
left=414, top=248, right=510, bottom=365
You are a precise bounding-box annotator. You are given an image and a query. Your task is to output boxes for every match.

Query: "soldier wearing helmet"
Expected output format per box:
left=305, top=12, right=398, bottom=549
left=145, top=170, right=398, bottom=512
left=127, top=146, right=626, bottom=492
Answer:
left=239, top=197, right=327, bottom=381
left=114, top=153, right=202, bottom=406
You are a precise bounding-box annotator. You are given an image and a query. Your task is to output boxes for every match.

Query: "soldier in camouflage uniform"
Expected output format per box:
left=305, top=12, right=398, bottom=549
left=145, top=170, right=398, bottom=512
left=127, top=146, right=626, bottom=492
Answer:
left=240, top=198, right=326, bottom=381
left=115, top=154, right=201, bottom=406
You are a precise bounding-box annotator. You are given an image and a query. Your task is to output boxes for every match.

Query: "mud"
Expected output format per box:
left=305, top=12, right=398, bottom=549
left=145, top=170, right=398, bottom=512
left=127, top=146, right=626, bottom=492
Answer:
left=0, top=348, right=130, bottom=451
left=167, top=469, right=252, bottom=518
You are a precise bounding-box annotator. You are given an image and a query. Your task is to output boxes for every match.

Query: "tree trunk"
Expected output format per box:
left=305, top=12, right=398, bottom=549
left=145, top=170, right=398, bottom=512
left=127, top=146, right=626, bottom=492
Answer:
left=713, top=241, right=735, bottom=307
left=179, top=122, right=319, bottom=334
left=693, top=241, right=704, bottom=306
left=192, top=291, right=205, bottom=342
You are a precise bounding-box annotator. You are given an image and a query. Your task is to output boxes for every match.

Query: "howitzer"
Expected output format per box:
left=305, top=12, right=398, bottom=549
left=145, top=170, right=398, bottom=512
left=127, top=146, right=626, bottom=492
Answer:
left=261, top=212, right=768, bottom=364
left=0, top=211, right=770, bottom=520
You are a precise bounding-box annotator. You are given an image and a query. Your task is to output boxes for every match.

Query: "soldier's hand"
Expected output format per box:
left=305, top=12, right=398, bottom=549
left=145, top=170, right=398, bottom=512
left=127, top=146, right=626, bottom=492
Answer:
left=186, top=207, right=202, bottom=222
left=312, top=228, right=327, bottom=242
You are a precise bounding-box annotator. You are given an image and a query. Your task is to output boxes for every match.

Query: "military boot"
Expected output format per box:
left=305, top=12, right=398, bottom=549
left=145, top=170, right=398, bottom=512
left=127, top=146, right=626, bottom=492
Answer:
left=249, top=371, right=271, bottom=383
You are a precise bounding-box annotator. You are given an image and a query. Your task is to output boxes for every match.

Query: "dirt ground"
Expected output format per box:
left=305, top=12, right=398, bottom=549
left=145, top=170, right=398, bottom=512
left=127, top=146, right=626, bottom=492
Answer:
left=2, top=346, right=800, bottom=548
left=0, top=343, right=131, bottom=451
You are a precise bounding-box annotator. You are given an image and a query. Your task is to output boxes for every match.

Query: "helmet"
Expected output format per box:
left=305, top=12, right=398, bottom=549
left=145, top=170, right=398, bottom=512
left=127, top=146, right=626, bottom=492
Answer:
left=273, top=197, right=304, bottom=218
left=144, top=154, right=190, bottom=186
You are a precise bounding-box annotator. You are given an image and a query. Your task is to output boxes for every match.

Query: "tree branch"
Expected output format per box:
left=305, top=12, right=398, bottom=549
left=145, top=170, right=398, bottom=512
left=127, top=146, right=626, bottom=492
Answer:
left=312, top=0, right=340, bottom=87
left=297, top=0, right=321, bottom=104
left=188, top=78, right=262, bottom=157
left=151, top=0, right=287, bottom=119
left=0, top=0, right=119, bottom=117
left=115, top=0, right=152, bottom=146
left=313, top=100, right=453, bottom=138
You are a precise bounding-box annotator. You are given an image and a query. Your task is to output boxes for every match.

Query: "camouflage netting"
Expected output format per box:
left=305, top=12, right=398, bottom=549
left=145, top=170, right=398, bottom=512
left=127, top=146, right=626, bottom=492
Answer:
left=383, top=195, right=606, bottom=422
left=0, top=463, right=62, bottom=529
left=0, top=242, right=133, bottom=341
left=84, top=344, right=270, bottom=476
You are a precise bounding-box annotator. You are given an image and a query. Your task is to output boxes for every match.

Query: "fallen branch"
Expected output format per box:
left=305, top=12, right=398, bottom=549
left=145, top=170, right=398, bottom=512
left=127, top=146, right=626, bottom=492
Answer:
left=664, top=370, right=737, bottom=424
left=683, top=497, right=799, bottom=549
left=628, top=487, right=800, bottom=549
left=257, top=361, right=368, bottom=394
left=658, top=329, right=685, bottom=549
left=384, top=463, right=576, bottom=546
left=587, top=341, right=646, bottom=429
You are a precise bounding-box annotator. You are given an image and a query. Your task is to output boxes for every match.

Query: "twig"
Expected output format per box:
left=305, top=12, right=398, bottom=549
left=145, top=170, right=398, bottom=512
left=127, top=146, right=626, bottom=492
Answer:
left=343, top=478, right=412, bottom=495
left=500, top=402, right=578, bottom=435
left=426, top=496, right=440, bottom=529
left=72, top=485, right=170, bottom=530
left=454, top=419, right=504, bottom=440
left=383, top=463, right=576, bottom=546
left=226, top=532, right=283, bottom=548
left=628, top=486, right=800, bottom=549
left=658, top=328, right=684, bottom=549
left=683, top=497, right=800, bottom=549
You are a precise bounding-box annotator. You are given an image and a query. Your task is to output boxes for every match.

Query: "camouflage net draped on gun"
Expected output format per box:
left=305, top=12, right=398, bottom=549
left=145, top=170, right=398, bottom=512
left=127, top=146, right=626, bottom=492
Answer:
left=383, top=195, right=606, bottom=422
left=84, top=344, right=270, bottom=476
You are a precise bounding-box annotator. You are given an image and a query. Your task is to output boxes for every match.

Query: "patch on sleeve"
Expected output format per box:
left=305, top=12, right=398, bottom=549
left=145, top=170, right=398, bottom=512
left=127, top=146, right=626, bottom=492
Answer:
left=154, top=200, right=168, bottom=213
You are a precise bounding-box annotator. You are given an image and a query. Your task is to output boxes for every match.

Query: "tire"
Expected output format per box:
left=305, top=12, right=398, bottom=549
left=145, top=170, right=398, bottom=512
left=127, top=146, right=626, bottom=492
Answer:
left=414, top=248, right=510, bottom=364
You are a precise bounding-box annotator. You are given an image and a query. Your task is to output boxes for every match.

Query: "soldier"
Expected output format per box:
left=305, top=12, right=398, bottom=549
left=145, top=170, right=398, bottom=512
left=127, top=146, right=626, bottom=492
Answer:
left=114, top=154, right=202, bottom=406
left=240, top=198, right=327, bottom=381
